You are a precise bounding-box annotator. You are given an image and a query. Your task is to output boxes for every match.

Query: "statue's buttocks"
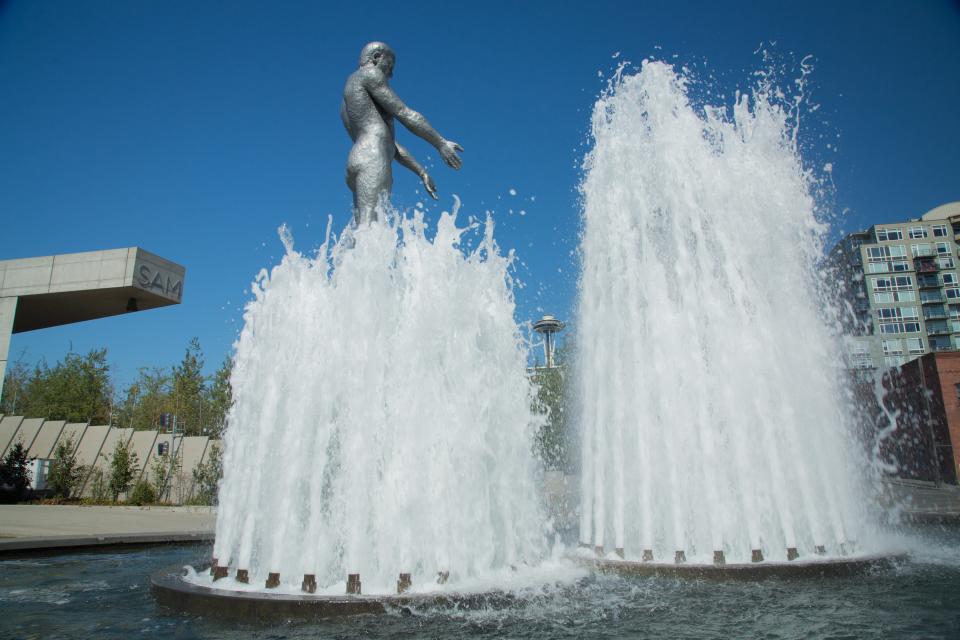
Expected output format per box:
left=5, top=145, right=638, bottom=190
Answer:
left=341, top=42, right=463, bottom=225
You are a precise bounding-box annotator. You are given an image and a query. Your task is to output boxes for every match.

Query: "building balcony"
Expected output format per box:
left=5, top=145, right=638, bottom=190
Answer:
left=921, top=295, right=945, bottom=304
left=915, top=257, right=939, bottom=273
left=917, top=277, right=940, bottom=288
left=923, top=308, right=948, bottom=320
left=926, top=324, right=952, bottom=336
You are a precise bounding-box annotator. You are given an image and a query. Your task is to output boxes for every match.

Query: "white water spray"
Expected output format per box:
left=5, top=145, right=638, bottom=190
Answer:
left=577, top=60, right=872, bottom=563
left=209, top=203, right=547, bottom=593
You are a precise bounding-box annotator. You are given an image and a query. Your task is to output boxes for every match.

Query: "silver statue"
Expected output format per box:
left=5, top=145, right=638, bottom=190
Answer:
left=341, top=42, right=464, bottom=225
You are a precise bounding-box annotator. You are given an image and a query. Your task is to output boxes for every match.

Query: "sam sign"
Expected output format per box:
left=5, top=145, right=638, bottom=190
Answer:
left=134, top=255, right=184, bottom=302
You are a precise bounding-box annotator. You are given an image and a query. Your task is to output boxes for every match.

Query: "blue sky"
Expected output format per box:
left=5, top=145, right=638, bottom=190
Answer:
left=1, top=0, right=958, bottom=387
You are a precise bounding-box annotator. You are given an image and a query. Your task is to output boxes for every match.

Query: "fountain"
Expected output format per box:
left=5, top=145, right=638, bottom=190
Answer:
left=152, top=52, right=906, bottom=619
left=151, top=206, right=559, bottom=614
left=574, top=59, right=889, bottom=573
left=153, top=42, right=555, bottom=614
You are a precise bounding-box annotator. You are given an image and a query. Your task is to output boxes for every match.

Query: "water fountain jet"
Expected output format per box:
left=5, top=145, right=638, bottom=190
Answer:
left=574, top=59, right=895, bottom=577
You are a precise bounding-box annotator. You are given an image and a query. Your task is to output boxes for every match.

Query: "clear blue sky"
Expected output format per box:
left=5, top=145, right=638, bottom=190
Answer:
left=1, top=0, right=958, bottom=387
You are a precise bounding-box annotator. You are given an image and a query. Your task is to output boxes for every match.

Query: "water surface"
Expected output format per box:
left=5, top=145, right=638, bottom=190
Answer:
left=2, top=532, right=958, bottom=639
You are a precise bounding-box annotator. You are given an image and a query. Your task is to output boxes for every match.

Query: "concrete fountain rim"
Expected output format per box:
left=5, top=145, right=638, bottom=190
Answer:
left=152, top=552, right=910, bottom=619
left=577, top=552, right=909, bottom=580
left=150, top=564, right=523, bottom=619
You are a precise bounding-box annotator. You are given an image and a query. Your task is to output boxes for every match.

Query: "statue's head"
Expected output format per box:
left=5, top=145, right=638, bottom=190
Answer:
left=359, top=41, right=395, bottom=78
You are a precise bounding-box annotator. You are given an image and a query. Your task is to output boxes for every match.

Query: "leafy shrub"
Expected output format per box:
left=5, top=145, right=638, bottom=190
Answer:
left=0, top=442, right=33, bottom=503
left=128, top=480, right=157, bottom=505
left=48, top=436, right=84, bottom=499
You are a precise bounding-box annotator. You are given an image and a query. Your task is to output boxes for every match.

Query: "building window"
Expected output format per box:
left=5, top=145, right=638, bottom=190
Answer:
left=936, top=242, right=952, bottom=255
left=933, top=225, right=948, bottom=237
left=907, top=337, right=925, bottom=354
left=867, top=245, right=907, bottom=261
left=882, top=339, right=903, bottom=355
left=909, top=226, right=928, bottom=239
left=872, top=275, right=913, bottom=291
left=943, top=272, right=958, bottom=286
left=876, top=291, right=914, bottom=303
left=911, top=243, right=933, bottom=257
left=848, top=343, right=874, bottom=369
left=876, top=228, right=904, bottom=241
left=877, top=307, right=920, bottom=334
left=884, top=355, right=905, bottom=368
left=939, top=256, right=956, bottom=269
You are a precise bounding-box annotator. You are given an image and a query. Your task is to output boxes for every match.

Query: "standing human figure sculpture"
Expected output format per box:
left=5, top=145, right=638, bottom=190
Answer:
left=341, top=41, right=464, bottom=225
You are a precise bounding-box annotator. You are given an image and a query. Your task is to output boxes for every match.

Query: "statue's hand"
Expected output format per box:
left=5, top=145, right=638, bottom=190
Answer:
left=421, top=172, right=438, bottom=200
left=439, top=139, right=464, bottom=170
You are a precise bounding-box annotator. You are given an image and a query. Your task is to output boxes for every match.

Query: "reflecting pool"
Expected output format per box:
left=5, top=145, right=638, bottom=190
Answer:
left=2, top=528, right=959, bottom=639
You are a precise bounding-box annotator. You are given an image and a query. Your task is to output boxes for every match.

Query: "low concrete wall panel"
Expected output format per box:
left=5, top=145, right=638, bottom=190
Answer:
left=27, top=420, right=66, bottom=459
left=8, top=418, right=43, bottom=455
left=0, top=416, right=25, bottom=457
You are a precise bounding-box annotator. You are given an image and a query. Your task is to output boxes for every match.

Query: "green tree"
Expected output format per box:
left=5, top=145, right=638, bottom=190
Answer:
left=531, top=336, right=573, bottom=472
left=151, top=450, right=182, bottom=503
left=106, top=441, right=140, bottom=501
left=205, top=356, right=233, bottom=437
left=48, top=436, right=84, bottom=499
left=532, top=366, right=569, bottom=471
left=0, top=442, right=34, bottom=503
left=0, top=359, right=30, bottom=415
left=20, top=349, right=112, bottom=423
left=115, top=367, right=173, bottom=430
left=173, top=338, right=206, bottom=435
left=191, top=444, right=223, bottom=504
left=88, top=467, right=110, bottom=502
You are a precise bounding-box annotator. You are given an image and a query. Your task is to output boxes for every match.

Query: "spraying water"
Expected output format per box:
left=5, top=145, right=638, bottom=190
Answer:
left=577, top=60, right=874, bottom=563
left=209, top=203, right=547, bottom=593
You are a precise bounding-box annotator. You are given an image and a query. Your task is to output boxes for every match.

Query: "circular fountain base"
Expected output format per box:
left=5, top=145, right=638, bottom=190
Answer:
left=151, top=565, right=518, bottom=620
left=578, top=553, right=907, bottom=580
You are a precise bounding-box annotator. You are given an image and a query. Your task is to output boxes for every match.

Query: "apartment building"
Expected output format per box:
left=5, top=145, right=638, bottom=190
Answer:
left=829, top=202, right=960, bottom=370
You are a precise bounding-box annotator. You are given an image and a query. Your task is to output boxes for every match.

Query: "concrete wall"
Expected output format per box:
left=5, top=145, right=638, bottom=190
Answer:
left=127, top=429, right=159, bottom=484
left=54, top=422, right=88, bottom=457
left=4, top=413, right=220, bottom=503
left=170, top=436, right=209, bottom=502
left=0, top=415, right=24, bottom=457
left=27, top=419, right=65, bottom=459
left=7, top=417, right=44, bottom=456
left=72, top=425, right=110, bottom=492
left=142, top=433, right=177, bottom=482
left=80, top=427, right=133, bottom=496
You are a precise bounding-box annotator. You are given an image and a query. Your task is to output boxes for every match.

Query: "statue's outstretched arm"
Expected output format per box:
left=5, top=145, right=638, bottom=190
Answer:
left=396, top=143, right=438, bottom=199
left=363, top=71, right=463, bottom=170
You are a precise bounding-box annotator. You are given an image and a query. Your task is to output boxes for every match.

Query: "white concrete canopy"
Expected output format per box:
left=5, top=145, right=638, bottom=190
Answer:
left=0, top=247, right=185, bottom=400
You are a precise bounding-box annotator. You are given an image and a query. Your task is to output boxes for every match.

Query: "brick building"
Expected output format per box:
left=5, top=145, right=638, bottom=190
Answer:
left=860, top=352, right=960, bottom=485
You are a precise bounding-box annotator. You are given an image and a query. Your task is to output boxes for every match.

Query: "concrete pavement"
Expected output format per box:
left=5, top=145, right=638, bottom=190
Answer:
left=0, top=504, right=214, bottom=554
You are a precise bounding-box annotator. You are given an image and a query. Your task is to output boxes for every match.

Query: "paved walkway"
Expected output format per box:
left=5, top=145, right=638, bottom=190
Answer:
left=0, top=505, right=215, bottom=553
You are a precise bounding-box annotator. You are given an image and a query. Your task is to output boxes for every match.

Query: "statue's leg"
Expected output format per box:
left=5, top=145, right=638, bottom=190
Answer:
left=352, top=162, right=392, bottom=225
